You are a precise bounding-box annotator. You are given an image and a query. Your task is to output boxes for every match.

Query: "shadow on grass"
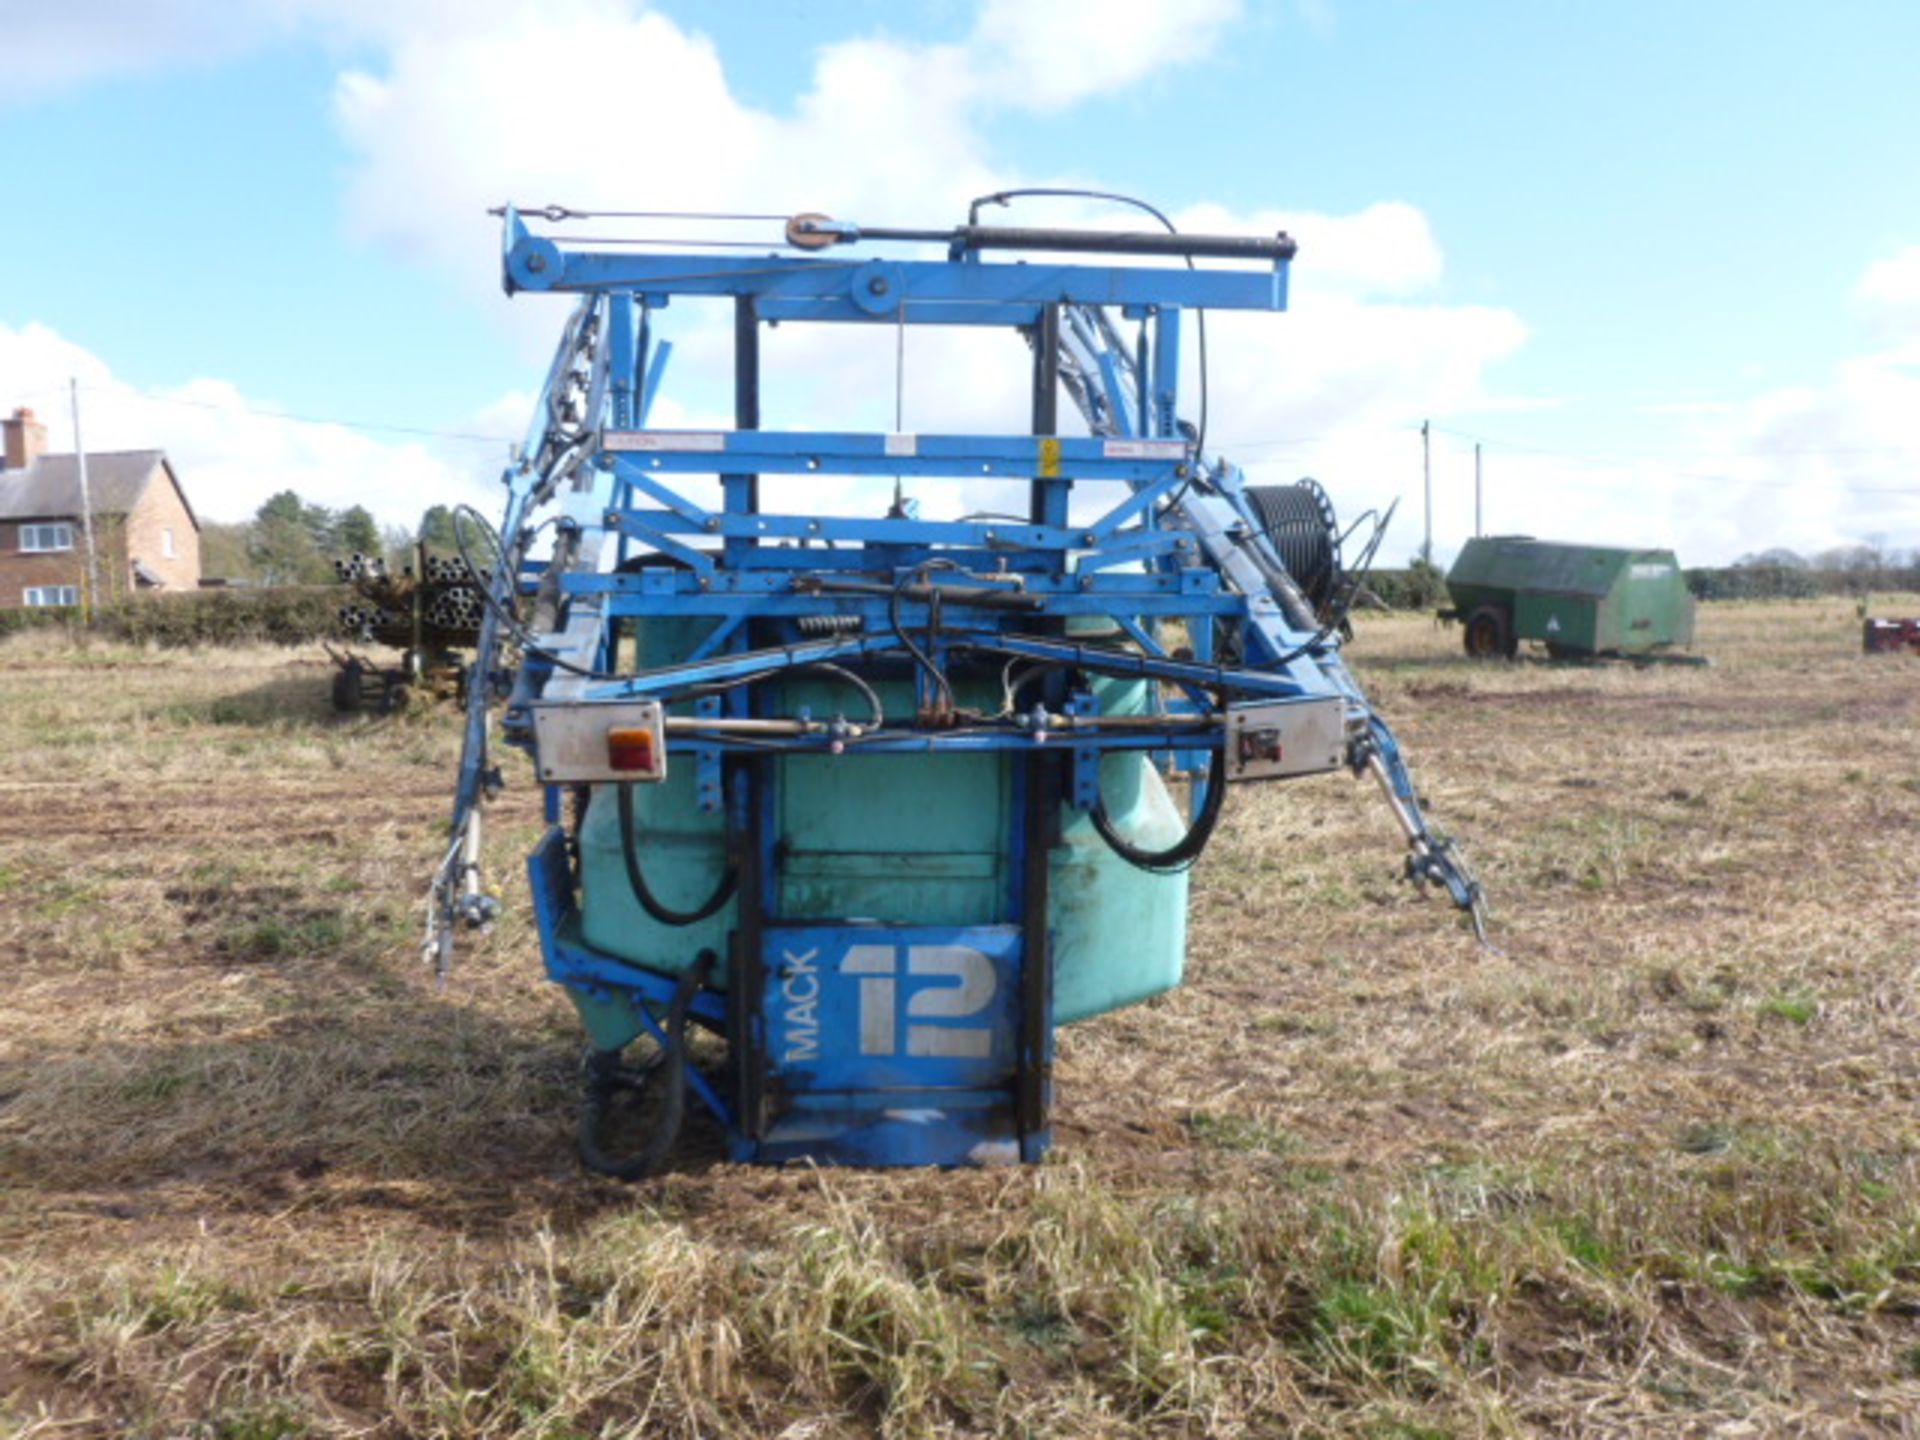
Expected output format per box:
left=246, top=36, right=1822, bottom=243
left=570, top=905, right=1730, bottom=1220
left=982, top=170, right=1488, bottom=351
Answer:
left=1, top=942, right=730, bottom=1230
left=189, top=663, right=458, bottom=732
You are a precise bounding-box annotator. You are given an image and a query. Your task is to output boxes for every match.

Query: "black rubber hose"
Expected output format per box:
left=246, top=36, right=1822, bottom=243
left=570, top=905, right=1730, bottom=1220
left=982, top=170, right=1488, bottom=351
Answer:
left=1244, top=480, right=1340, bottom=611
left=576, top=949, right=716, bottom=1181
left=1089, top=755, right=1228, bottom=875
left=617, top=781, right=738, bottom=926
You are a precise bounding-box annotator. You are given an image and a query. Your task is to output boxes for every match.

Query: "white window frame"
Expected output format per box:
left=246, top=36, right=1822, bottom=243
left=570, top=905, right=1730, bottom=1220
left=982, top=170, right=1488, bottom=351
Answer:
left=20, top=522, right=74, bottom=553
left=162, top=526, right=176, bottom=559
left=24, top=585, right=79, bottom=607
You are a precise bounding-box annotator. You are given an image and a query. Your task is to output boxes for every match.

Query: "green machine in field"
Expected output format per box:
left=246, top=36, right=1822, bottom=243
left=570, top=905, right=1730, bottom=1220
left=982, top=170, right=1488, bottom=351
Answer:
left=1443, top=536, right=1697, bottom=660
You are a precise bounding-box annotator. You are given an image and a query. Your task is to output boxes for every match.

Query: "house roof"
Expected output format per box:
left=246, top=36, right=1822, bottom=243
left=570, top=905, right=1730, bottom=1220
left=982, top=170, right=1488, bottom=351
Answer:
left=0, top=450, right=199, bottom=529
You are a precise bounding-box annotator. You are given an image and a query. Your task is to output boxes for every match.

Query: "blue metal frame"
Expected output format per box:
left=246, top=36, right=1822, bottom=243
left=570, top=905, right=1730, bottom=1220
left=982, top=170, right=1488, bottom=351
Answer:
left=447, top=204, right=1483, bottom=1172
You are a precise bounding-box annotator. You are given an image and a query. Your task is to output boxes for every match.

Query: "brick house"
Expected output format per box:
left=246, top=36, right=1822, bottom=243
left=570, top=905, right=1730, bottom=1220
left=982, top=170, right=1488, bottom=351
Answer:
left=0, top=406, right=201, bottom=608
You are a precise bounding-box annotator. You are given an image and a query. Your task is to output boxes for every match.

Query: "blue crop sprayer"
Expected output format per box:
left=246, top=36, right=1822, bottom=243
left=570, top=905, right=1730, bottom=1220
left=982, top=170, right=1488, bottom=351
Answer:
left=426, top=196, right=1485, bottom=1175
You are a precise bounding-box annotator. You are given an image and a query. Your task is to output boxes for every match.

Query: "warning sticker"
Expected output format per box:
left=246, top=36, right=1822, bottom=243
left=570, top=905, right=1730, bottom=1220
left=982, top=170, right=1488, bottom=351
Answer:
left=1037, top=438, right=1063, bottom=477
left=603, top=431, right=729, bottom=453
left=884, top=434, right=918, bottom=458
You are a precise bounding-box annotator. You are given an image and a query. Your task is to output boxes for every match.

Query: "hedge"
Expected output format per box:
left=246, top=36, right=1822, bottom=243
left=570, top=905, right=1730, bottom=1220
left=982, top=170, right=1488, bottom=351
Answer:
left=0, top=586, right=345, bottom=648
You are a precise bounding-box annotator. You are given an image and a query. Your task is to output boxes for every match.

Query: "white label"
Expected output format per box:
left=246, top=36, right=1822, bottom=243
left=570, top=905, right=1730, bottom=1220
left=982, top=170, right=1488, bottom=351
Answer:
left=603, top=430, right=729, bottom=453
left=1102, top=439, right=1188, bottom=460
left=883, top=433, right=918, bottom=457
left=1630, top=562, right=1672, bottom=579
left=1546, top=615, right=1562, bottom=633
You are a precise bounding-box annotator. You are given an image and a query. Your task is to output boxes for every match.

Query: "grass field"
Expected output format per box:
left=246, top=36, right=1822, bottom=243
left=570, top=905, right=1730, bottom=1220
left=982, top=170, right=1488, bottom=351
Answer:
left=3, top=599, right=1918, bottom=1438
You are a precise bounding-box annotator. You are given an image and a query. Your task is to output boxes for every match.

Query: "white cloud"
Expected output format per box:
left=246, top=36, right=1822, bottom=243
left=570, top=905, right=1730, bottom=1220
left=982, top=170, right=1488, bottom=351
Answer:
left=1406, top=328, right=1920, bottom=568
left=6, top=0, right=1548, bottom=553
left=310, top=3, right=1535, bottom=537
left=1178, top=200, right=1445, bottom=298
left=971, top=0, right=1243, bottom=112
left=0, top=322, right=512, bottom=529
left=1854, top=246, right=1920, bottom=342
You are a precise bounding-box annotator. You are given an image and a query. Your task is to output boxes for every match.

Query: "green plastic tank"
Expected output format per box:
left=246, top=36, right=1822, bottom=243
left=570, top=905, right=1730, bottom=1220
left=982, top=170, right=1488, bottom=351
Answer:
left=1445, top=536, right=1695, bottom=659
left=574, top=621, right=1189, bottom=1032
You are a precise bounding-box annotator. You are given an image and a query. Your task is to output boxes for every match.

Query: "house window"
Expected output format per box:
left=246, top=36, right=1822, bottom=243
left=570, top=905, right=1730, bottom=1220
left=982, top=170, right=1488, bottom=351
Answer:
left=20, top=522, right=74, bottom=553
left=162, top=527, right=176, bottom=559
left=24, top=585, right=80, bottom=607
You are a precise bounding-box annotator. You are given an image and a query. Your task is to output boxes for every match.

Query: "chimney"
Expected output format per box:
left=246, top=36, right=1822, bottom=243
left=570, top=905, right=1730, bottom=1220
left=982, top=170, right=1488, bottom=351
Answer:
left=3, top=407, right=48, bottom=470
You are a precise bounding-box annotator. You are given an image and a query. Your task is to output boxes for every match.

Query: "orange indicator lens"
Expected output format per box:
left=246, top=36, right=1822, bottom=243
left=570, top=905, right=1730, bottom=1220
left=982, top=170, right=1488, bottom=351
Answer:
left=606, top=726, right=657, bottom=773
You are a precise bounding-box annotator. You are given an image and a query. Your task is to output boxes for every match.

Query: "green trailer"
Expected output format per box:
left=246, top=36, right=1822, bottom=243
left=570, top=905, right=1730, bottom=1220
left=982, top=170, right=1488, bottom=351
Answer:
left=1443, top=536, right=1696, bottom=659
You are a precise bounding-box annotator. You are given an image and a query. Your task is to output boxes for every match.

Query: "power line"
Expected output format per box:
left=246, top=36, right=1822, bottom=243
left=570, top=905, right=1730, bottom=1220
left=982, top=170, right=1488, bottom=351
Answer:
left=87, top=382, right=519, bottom=448
left=37, top=377, right=1920, bottom=498
left=1218, top=420, right=1920, bottom=496
left=1221, top=420, right=1920, bottom=466
left=1427, top=420, right=1920, bottom=465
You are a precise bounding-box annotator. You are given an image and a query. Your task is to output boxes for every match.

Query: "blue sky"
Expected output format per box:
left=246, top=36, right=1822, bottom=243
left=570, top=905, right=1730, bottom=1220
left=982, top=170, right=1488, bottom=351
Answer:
left=4, top=0, right=1919, bottom=563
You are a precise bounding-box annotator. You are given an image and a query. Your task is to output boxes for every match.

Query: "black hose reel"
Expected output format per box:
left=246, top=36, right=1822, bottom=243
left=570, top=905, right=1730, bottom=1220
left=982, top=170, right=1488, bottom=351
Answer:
left=1243, top=478, right=1343, bottom=616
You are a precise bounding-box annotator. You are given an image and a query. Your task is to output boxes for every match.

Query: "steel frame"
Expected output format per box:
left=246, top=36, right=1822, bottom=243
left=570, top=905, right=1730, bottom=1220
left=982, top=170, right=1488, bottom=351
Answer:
left=435, top=205, right=1483, bottom=1166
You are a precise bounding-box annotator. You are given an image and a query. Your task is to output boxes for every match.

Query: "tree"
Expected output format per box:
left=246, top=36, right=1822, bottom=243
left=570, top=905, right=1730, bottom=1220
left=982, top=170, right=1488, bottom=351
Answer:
left=248, top=490, right=336, bottom=585
left=333, top=505, right=382, bottom=557
left=1736, top=547, right=1808, bottom=570
left=199, top=521, right=254, bottom=581
left=381, top=523, right=416, bottom=573
left=417, top=504, right=459, bottom=555
left=1404, top=552, right=1447, bottom=610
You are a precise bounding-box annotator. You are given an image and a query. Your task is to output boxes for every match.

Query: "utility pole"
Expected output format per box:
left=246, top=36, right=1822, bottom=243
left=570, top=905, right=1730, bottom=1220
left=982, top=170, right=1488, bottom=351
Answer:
left=1420, top=419, right=1431, bottom=561
left=69, top=378, right=102, bottom=619
left=1474, top=442, right=1483, bottom=538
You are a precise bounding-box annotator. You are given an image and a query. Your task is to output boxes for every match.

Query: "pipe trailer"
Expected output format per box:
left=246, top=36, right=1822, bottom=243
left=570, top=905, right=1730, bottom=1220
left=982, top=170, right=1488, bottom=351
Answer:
left=430, top=199, right=1484, bottom=1174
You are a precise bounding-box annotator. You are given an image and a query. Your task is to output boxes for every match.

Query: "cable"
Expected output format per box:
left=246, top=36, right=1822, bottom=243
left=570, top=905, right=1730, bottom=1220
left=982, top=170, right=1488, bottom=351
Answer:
left=1089, top=752, right=1228, bottom=875
left=616, top=781, right=738, bottom=927
left=575, top=949, right=716, bottom=1180
left=100, top=383, right=518, bottom=447
left=800, top=662, right=885, bottom=728
left=968, top=187, right=1210, bottom=468
left=452, top=502, right=623, bottom=681
left=494, top=205, right=792, bottom=222
left=890, top=562, right=958, bottom=713
left=534, top=237, right=802, bottom=249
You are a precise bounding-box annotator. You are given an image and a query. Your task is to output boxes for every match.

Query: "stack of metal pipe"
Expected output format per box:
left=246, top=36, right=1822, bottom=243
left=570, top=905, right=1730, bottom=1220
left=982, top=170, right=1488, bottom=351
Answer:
left=333, top=549, right=483, bottom=647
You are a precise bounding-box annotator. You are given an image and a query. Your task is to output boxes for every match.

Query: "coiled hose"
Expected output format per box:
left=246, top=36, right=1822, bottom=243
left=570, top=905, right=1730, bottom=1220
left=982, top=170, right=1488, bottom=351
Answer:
left=576, top=949, right=716, bottom=1180
left=1243, top=479, right=1341, bottom=613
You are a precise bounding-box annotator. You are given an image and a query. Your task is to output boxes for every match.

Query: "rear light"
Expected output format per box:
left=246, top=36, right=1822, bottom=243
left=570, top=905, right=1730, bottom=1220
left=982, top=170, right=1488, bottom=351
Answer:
left=531, top=701, right=667, bottom=783
left=606, top=726, right=658, bottom=774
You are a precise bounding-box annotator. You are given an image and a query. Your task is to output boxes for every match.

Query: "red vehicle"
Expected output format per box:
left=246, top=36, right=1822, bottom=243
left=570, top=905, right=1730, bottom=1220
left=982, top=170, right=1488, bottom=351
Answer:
left=1863, top=618, right=1920, bottom=653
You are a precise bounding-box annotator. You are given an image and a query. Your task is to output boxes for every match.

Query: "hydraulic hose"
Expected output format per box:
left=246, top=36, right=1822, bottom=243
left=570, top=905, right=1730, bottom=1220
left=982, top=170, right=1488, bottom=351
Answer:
left=1089, top=755, right=1228, bottom=875
left=616, top=781, right=738, bottom=926
left=576, top=949, right=716, bottom=1180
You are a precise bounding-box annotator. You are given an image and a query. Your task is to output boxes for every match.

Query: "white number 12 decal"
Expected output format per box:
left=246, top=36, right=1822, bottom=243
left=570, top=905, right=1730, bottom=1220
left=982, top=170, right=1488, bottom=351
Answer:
left=841, top=945, right=997, bottom=1058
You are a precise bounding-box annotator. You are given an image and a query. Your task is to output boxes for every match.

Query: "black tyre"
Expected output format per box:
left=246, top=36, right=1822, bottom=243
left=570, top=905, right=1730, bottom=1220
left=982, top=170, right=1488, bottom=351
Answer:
left=331, top=661, right=364, bottom=713
left=1462, top=606, right=1516, bottom=660
left=379, top=680, right=413, bottom=715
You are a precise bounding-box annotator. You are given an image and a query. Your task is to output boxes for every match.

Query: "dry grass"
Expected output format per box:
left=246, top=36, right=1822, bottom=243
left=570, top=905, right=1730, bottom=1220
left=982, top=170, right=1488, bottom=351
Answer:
left=2, top=601, right=1918, bottom=1437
